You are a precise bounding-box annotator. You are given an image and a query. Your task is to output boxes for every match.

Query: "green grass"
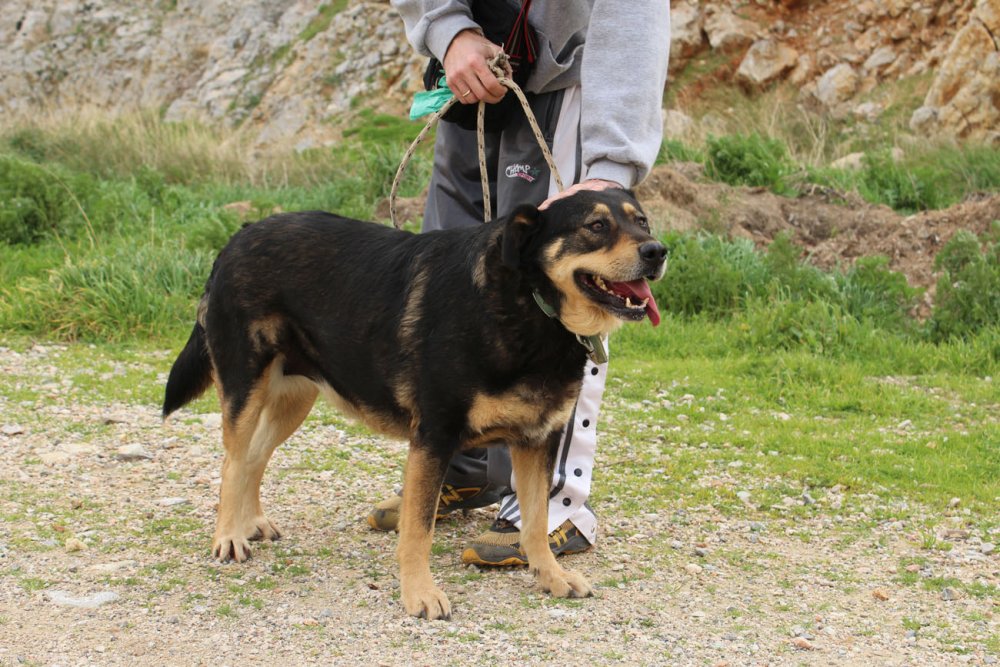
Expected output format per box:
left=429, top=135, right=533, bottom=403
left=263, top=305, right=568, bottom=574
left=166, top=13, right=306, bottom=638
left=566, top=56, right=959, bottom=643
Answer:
left=609, top=317, right=1000, bottom=516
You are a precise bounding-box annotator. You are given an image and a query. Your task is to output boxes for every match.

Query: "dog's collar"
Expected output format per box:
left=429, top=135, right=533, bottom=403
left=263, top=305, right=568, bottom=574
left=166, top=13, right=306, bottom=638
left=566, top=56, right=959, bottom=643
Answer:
left=532, top=290, right=608, bottom=365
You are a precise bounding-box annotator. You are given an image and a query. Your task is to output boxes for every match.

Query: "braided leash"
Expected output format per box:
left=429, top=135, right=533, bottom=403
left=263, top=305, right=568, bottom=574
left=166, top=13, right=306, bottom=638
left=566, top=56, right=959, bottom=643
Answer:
left=390, top=51, right=564, bottom=229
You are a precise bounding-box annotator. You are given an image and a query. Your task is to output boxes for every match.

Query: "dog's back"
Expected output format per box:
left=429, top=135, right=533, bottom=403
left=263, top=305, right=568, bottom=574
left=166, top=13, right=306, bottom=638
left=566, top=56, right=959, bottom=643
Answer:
left=164, top=212, right=483, bottom=427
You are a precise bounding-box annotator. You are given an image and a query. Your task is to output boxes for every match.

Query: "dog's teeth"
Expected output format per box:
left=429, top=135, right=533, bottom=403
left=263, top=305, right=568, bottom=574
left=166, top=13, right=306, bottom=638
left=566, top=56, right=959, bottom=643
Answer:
left=641, top=298, right=649, bottom=307
left=625, top=297, right=634, bottom=308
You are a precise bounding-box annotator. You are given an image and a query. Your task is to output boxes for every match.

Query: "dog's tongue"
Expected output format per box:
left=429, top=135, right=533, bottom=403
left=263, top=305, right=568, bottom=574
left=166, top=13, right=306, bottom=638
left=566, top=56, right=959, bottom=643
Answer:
left=610, top=279, right=661, bottom=327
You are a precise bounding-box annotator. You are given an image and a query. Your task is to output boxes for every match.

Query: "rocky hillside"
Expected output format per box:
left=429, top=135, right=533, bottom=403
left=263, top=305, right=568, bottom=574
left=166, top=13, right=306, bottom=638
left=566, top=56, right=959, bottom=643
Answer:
left=1, top=0, right=998, bottom=150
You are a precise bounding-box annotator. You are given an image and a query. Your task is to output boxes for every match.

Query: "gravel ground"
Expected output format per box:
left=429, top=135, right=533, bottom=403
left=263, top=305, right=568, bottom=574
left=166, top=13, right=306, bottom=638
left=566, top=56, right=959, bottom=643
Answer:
left=0, top=344, right=997, bottom=666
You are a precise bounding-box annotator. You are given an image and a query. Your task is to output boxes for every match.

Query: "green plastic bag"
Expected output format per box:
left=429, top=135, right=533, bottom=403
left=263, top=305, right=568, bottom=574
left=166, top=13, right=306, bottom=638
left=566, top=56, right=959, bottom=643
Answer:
left=409, top=77, right=454, bottom=120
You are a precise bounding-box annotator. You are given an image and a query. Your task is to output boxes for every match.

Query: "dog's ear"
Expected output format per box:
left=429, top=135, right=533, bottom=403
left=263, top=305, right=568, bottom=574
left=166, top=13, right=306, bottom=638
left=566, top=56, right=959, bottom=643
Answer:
left=501, top=204, right=540, bottom=270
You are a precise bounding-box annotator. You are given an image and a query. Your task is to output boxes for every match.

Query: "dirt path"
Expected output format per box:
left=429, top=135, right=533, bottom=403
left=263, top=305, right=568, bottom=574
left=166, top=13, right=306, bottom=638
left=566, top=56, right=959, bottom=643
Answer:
left=1, top=344, right=997, bottom=666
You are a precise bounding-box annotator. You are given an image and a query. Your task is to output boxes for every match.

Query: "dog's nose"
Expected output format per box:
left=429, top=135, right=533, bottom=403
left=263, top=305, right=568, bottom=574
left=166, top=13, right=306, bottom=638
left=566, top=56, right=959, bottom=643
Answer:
left=639, top=241, right=667, bottom=263
left=639, top=241, right=667, bottom=280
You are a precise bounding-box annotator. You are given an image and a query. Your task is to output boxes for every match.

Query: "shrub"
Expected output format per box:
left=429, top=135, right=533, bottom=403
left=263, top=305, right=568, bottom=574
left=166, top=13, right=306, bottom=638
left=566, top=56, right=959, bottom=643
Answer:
left=705, top=133, right=796, bottom=194
left=653, top=232, right=918, bottom=336
left=763, top=233, right=839, bottom=303
left=857, top=151, right=948, bottom=213
left=0, top=156, right=78, bottom=244
left=837, top=255, right=921, bottom=330
left=928, top=227, right=1000, bottom=341
left=654, top=233, right=765, bottom=316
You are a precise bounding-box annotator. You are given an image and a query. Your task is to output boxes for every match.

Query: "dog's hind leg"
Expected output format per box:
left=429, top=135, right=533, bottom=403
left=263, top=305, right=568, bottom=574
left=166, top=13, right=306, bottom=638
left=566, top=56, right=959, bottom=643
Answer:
left=397, top=445, right=451, bottom=620
left=510, top=439, right=593, bottom=599
left=214, top=364, right=318, bottom=562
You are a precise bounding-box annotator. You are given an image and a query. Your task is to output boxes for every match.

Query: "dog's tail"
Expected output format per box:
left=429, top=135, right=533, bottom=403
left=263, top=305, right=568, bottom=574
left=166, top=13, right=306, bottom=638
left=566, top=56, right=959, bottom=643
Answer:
left=162, top=321, right=213, bottom=419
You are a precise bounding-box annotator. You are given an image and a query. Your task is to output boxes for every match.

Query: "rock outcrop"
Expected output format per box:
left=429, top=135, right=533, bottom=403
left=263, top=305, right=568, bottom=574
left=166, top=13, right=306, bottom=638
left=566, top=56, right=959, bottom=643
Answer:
left=736, top=39, right=799, bottom=89
left=910, top=0, right=1000, bottom=142
left=0, top=0, right=422, bottom=150
left=0, top=0, right=998, bottom=147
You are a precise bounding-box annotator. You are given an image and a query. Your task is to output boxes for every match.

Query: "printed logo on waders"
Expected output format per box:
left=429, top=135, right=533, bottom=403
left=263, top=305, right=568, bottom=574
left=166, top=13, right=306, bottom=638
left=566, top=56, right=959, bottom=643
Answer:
left=505, top=163, right=541, bottom=183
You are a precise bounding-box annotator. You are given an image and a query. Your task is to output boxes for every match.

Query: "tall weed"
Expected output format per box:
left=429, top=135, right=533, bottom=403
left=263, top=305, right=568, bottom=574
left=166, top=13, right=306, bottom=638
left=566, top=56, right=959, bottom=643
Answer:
left=0, top=156, right=85, bottom=244
left=857, top=151, right=948, bottom=213
left=928, top=227, right=1000, bottom=341
left=705, top=133, right=796, bottom=195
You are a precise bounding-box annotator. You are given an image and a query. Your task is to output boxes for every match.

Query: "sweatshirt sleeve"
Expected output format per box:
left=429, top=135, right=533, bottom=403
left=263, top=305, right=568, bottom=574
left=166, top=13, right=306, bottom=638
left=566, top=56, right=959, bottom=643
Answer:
left=580, top=1, right=671, bottom=188
left=389, top=0, right=479, bottom=62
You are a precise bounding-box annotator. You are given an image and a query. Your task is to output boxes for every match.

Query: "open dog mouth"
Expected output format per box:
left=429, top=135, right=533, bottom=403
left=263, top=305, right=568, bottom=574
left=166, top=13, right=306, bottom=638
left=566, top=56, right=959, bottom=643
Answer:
left=576, top=272, right=661, bottom=326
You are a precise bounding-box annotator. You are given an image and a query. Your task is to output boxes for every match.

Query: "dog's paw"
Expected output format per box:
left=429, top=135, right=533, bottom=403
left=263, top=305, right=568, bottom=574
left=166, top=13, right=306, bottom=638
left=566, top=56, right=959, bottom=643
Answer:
left=247, top=516, right=282, bottom=542
left=212, top=535, right=253, bottom=563
left=401, top=583, right=452, bottom=621
left=536, top=566, right=593, bottom=599
left=213, top=515, right=281, bottom=562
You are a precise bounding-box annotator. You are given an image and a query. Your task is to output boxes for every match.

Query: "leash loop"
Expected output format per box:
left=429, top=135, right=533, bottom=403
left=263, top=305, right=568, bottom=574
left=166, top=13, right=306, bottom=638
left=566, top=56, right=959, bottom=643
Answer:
left=390, top=51, right=564, bottom=229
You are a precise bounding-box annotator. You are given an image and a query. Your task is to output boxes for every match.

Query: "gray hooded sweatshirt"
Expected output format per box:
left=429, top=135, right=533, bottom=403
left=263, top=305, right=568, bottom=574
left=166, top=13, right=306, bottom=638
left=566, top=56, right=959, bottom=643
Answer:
left=390, top=0, right=671, bottom=188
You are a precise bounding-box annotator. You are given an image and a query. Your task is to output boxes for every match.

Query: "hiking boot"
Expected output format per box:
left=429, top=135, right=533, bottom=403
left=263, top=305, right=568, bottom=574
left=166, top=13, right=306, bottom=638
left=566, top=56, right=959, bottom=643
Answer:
left=366, top=484, right=500, bottom=532
left=460, top=518, right=592, bottom=567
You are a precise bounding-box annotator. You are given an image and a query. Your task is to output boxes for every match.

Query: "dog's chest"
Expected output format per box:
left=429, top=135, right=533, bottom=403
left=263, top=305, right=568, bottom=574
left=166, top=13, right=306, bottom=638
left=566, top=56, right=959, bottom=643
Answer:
left=465, top=380, right=578, bottom=445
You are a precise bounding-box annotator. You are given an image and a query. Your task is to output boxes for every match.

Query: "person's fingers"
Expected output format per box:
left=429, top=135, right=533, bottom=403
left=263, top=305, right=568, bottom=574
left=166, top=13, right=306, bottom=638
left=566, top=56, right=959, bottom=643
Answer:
left=448, top=76, right=502, bottom=105
left=539, top=179, right=624, bottom=210
left=449, top=65, right=506, bottom=105
left=468, top=58, right=507, bottom=101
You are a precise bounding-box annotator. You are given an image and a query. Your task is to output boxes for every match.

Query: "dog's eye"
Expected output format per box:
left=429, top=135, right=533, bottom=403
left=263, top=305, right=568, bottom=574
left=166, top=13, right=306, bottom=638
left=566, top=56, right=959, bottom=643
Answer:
left=636, top=217, right=650, bottom=231
left=588, top=219, right=609, bottom=232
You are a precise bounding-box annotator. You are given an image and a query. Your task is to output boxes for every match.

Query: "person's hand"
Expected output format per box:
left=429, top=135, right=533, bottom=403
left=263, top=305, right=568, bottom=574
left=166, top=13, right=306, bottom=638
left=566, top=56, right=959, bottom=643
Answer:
left=443, top=29, right=508, bottom=105
left=539, top=178, right=625, bottom=210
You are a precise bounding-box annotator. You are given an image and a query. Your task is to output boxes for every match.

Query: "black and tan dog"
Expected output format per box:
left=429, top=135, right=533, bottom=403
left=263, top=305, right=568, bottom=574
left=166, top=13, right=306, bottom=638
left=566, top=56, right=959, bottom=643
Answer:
left=162, top=189, right=665, bottom=619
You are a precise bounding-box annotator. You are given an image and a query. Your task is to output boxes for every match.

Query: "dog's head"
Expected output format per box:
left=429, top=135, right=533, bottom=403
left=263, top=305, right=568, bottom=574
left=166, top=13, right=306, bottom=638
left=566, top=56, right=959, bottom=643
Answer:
left=501, top=189, right=666, bottom=337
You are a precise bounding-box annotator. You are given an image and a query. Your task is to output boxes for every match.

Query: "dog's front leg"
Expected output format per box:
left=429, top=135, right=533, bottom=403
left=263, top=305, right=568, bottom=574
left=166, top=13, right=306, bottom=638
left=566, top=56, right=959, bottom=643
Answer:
left=397, top=445, right=451, bottom=620
left=510, top=438, right=593, bottom=599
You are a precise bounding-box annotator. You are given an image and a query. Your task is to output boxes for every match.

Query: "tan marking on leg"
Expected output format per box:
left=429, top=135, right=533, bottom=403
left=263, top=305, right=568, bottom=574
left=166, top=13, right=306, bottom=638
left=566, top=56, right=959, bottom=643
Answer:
left=509, top=445, right=593, bottom=599
left=397, top=446, right=451, bottom=620
left=467, top=390, right=576, bottom=446
left=462, top=427, right=521, bottom=450
left=214, top=361, right=317, bottom=562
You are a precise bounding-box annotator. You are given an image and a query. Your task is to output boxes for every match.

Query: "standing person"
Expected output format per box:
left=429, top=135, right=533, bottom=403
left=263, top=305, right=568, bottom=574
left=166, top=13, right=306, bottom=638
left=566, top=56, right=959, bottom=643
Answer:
left=369, top=0, right=671, bottom=566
